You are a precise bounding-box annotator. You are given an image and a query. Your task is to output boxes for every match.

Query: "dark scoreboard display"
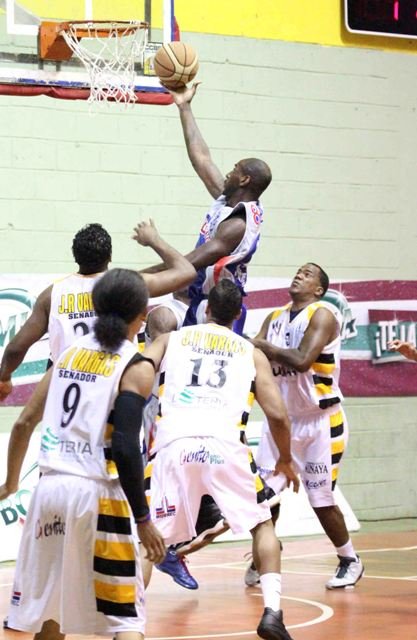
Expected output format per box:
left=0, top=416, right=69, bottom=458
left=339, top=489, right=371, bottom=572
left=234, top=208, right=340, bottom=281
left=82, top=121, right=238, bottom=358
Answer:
left=345, top=0, right=417, bottom=38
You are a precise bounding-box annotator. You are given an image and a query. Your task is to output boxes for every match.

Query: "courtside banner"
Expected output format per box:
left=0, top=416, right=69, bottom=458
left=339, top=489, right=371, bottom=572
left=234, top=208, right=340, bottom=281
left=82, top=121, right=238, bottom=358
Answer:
left=1, top=275, right=417, bottom=403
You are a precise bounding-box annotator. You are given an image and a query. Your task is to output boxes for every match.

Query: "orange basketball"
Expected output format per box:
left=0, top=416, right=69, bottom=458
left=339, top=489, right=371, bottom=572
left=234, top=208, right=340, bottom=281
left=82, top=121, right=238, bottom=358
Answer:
left=153, top=42, right=199, bottom=90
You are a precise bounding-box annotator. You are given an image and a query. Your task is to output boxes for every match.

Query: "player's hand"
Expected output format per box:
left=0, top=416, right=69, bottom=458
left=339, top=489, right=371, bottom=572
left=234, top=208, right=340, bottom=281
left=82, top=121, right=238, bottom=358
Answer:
left=251, top=338, right=276, bottom=362
left=136, top=520, right=166, bottom=564
left=274, top=461, right=300, bottom=493
left=0, top=380, right=13, bottom=401
left=0, top=483, right=15, bottom=501
left=132, top=219, right=160, bottom=247
left=167, top=82, right=201, bottom=106
left=388, top=339, right=417, bottom=361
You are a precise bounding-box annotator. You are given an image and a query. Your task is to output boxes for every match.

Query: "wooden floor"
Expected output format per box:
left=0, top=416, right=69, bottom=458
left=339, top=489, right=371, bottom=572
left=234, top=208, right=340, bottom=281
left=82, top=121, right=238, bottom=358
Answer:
left=1, top=526, right=416, bottom=640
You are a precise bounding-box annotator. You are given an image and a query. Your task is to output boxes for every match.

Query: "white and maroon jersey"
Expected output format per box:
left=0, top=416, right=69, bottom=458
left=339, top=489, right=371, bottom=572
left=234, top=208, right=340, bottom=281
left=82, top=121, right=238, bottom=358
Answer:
left=38, top=333, right=138, bottom=480
left=151, top=322, right=256, bottom=453
left=48, top=272, right=104, bottom=362
left=266, top=302, right=344, bottom=418
left=184, top=196, right=263, bottom=328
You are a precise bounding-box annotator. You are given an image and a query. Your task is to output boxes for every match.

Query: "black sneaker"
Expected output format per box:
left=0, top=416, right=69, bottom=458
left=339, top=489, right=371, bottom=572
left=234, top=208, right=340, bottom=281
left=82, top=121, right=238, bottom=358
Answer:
left=257, top=608, right=294, bottom=640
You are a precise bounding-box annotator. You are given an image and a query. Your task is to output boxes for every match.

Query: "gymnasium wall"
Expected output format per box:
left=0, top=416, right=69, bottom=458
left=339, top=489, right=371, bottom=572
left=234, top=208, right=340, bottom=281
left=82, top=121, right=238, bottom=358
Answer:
left=0, top=2, right=416, bottom=520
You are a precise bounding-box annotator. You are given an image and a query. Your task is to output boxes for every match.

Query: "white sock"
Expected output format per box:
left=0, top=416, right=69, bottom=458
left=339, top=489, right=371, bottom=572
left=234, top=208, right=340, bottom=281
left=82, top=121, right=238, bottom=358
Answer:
left=259, top=573, right=281, bottom=612
left=336, top=539, right=357, bottom=559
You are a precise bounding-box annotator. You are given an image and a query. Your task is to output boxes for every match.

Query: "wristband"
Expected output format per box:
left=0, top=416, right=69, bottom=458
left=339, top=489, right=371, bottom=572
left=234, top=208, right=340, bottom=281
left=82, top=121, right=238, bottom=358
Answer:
left=135, top=512, right=151, bottom=524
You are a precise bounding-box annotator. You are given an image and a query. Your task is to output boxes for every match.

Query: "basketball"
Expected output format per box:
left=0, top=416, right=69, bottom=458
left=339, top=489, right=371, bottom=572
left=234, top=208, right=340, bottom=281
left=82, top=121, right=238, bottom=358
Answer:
left=153, top=42, right=199, bottom=90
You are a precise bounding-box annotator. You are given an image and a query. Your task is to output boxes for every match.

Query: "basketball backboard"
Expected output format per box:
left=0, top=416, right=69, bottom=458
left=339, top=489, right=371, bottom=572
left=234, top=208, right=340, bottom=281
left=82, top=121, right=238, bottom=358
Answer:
left=0, top=0, right=176, bottom=103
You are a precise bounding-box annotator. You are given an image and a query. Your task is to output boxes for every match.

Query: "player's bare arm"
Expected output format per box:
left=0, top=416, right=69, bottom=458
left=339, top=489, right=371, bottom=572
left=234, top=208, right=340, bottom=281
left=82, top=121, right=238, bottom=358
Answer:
left=133, top=219, right=196, bottom=296
left=142, top=333, right=170, bottom=372
left=184, top=215, right=246, bottom=270
left=254, top=307, right=337, bottom=373
left=140, top=215, right=245, bottom=276
left=253, top=349, right=299, bottom=493
left=388, top=339, right=417, bottom=361
left=0, top=369, right=52, bottom=499
left=0, top=285, right=52, bottom=400
left=169, top=84, right=224, bottom=198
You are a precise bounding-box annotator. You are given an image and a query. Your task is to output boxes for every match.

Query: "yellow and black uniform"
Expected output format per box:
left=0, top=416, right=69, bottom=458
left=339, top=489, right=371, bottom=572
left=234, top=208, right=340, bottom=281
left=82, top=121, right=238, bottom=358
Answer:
left=8, top=333, right=147, bottom=636
left=256, top=302, right=348, bottom=508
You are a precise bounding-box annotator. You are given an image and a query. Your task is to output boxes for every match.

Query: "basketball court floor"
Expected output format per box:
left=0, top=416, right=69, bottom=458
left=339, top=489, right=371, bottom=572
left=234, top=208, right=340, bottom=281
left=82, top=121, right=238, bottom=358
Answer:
left=0, top=521, right=415, bottom=640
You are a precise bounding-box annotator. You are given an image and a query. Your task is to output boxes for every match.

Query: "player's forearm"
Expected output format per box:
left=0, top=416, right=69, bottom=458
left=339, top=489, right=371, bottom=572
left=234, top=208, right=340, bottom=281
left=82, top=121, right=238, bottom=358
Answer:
left=148, top=236, right=186, bottom=270
left=0, top=342, right=27, bottom=382
left=4, top=422, right=32, bottom=492
left=252, top=339, right=310, bottom=372
left=3, top=377, right=47, bottom=492
left=178, top=103, right=212, bottom=169
left=268, top=418, right=292, bottom=464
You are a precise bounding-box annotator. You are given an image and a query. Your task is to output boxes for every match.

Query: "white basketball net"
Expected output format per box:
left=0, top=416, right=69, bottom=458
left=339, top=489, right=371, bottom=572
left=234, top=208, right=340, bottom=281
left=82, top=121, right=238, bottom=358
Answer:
left=61, top=21, right=148, bottom=105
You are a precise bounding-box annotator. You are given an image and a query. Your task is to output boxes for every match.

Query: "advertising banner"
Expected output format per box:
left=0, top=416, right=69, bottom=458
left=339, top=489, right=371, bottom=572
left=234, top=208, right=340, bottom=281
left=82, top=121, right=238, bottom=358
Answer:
left=2, top=274, right=416, bottom=403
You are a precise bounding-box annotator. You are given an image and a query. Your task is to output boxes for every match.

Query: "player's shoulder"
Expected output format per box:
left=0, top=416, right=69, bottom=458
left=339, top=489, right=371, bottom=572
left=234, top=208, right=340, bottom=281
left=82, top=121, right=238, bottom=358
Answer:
left=308, top=301, right=337, bottom=324
left=270, top=303, right=291, bottom=321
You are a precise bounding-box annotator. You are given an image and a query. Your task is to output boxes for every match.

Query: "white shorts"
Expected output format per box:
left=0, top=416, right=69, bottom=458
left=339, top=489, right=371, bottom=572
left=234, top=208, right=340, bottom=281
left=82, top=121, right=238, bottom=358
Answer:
left=257, top=407, right=348, bottom=508
left=8, top=473, right=145, bottom=636
left=147, top=437, right=271, bottom=545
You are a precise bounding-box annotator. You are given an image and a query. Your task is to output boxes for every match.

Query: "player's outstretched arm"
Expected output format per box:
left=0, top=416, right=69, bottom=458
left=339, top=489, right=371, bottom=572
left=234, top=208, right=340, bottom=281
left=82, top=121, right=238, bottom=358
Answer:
left=184, top=215, right=246, bottom=270
left=0, top=369, right=52, bottom=500
left=168, top=84, right=224, bottom=199
left=133, top=219, right=195, bottom=297
left=253, top=349, right=299, bottom=493
left=388, top=339, right=417, bottom=361
left=0, top=286, right=52, bottom=401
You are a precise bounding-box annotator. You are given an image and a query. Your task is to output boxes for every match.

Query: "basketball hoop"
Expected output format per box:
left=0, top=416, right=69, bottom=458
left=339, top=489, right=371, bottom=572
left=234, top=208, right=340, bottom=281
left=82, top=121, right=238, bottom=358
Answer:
left=39, top=20, right=149, bottom=105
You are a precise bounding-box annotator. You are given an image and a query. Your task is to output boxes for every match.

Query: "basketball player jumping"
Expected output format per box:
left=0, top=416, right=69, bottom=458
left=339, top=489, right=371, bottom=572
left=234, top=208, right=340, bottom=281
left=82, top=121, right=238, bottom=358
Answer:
left=139, top=83, right=272, bottom=334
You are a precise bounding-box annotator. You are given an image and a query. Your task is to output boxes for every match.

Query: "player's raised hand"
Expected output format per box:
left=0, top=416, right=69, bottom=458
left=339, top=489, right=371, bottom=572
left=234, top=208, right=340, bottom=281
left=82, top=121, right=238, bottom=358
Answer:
left=168, top=81, right=201, bottom=106
left=132, top=219, right=160, bottom=247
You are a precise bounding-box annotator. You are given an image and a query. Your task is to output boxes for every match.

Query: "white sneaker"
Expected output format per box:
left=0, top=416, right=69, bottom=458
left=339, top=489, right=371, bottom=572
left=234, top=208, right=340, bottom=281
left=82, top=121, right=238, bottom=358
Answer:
left=326, top=554, right=364, bottom=589
left=245, top=563, right=260, bottom=586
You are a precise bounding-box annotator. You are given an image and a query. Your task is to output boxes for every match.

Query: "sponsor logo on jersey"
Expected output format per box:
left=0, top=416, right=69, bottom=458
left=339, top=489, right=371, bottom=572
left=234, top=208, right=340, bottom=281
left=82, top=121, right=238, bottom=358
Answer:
left=179, top=445, right=225, bottom=465
left=40, top=430, right=93, bottom=456
left=40, top=427, right=60, bottom=452
left=155, top=496, right=176, bottom=519
left=176, top=389, right=225, bottom=408
left=35, top=515, right=66, bottom=539
left=251, top=204, right=262, bottom=225
left=271, top=364, right=297, bottom=377
left=305, top=479, right=327, bottom=490
left=305, top=462, right=328, bottom=475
